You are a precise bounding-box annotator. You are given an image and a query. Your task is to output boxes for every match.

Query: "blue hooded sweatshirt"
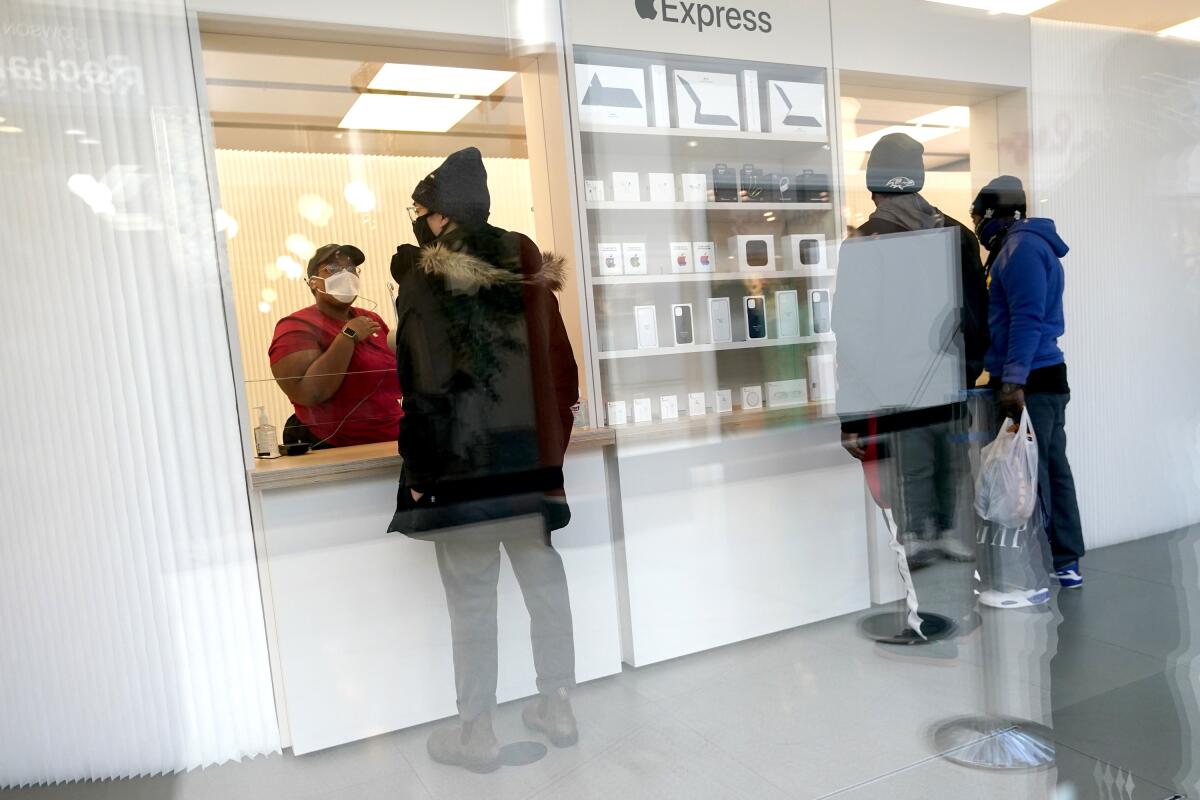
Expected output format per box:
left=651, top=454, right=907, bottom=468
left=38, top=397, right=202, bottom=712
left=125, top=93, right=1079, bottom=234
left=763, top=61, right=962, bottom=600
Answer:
left=984, top=218, right=1070, bottom=385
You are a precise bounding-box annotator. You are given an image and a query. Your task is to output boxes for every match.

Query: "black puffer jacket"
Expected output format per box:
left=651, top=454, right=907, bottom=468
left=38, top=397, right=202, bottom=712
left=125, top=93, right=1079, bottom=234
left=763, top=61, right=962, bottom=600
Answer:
left=386, top=223, right=578, bottom=536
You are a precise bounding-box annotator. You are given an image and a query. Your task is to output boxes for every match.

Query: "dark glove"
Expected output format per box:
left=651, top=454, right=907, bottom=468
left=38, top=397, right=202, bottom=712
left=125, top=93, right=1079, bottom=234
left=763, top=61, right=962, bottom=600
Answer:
left=999, top=383, right=1026, bottom=421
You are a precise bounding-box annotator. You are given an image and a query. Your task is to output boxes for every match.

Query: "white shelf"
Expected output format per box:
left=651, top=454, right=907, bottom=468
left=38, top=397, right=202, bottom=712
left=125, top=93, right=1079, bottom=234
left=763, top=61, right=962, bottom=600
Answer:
left=598, top=334, right=834, bottom=360
left=580, top=124, right=828, bottom=144
left=587, top=201, right=832, bottom=212
left=593, top=270, right=836, bottom=285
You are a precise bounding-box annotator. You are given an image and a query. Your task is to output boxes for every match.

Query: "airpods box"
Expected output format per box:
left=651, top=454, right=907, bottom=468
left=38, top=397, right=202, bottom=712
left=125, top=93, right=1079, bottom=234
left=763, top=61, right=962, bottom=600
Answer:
left=649, top=172, right=676, bottom=203
left=612, top=171, right=641, bottom=202
left=692, top=241, right=716, bottom=272
left=597, top=243, right=623, bottom=276
left=688, top=392, right=707, bottom=416
left=681, top=173, right=708, bottom=202
left=728, top=235, right=775, bottom=271
left=622, top=242, right=648, bottom=275
left=660, top=395, right=679, bottom=420
left=607, top=400, right=628, bottom=425
left=715, top=389, right=733, bottom=413
left=669, top=241, right=694, bottom=273
left=783, top=233, right=826, bottom=272
left=584, top=180, right=606, bottom=203
left=632, top=397, right=653, bottom=424
left=765, top=378, right=809, bottom=408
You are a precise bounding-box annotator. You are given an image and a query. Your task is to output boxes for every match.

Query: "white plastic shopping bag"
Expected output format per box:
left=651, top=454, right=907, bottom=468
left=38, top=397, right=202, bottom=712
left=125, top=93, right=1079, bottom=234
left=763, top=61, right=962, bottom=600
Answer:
left=974, top=408, right=1038, bottom=528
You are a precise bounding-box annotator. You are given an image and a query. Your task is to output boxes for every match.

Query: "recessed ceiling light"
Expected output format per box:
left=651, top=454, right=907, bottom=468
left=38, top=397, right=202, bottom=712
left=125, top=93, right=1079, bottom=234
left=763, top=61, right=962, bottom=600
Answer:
left=367, top=64, right=515, bottom=97
left=908, top=106, right=970, bottom=128
left=0, top=125, right=22, bottom=134
left=79, top=138, right=100, bottom=145
left=843, top=124, right=959, bottom=152
left=65, top=128, right=86, bottom=136
left=1158, top=17, right=1200, bottom=41
left=339, top=94, right=481, bottom=133
left=922, top=0, right=1059, bottom=15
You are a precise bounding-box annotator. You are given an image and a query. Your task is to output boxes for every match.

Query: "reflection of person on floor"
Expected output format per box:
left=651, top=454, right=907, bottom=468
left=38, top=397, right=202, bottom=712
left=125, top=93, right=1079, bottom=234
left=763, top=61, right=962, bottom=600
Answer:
left=972, top=176, right=1085, bottom=593
left=839, top=133, right=990, bottom=569
left=386, top=147, right=581, bottom=773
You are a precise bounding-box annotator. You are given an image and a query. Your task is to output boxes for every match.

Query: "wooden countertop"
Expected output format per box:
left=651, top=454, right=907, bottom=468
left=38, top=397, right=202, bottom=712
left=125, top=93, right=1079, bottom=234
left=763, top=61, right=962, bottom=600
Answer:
left=250, top=427, right=616, bottom=491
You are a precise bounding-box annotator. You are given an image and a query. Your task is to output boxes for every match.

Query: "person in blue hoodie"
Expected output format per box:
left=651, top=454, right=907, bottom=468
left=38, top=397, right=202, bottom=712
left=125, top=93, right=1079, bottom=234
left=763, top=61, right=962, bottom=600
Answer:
left=972, top=176, right=1084, bottom=591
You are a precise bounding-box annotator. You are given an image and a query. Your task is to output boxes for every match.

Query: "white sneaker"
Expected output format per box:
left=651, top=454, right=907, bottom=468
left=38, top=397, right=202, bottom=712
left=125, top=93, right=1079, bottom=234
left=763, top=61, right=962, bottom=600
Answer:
left=979, top=588, right=1051, bottom=609
left=904, top=540, right=937, bottom=570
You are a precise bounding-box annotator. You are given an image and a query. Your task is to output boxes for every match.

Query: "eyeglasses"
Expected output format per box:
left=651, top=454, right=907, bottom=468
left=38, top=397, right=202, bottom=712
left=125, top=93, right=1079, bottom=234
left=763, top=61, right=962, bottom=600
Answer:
left=406, top=206, right=423, bottom=222
left=319, top=262, right=361, bottom=276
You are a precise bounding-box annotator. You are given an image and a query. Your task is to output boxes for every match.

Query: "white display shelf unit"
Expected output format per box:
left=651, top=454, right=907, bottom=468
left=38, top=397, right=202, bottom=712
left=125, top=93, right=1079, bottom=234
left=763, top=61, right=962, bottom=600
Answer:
left=598, top=333, right=834, bottom=361
left=592, top=270, right=835, bottom=285
left=586, top=201, right=831, bottom=211
left=580, top=124, right=828, bottom=144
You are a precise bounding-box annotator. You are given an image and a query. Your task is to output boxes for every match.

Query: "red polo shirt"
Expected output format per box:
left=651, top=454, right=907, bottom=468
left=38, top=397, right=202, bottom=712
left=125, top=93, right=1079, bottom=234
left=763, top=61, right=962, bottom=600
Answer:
left=269, top=305, right=403, bottom=447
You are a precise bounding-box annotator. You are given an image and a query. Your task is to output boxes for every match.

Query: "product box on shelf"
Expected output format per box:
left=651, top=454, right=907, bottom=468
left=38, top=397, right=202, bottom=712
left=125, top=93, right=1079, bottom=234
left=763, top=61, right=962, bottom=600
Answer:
left=693, top=241, right=716, bottom=272
left=597, top=243, right=623, bottom=276
left=688, top=392, right=707, bottom=416
left=584, top=179, right=605, bottom=203
left=650, top=64, right=671, bottom=128
left=712, top=163, right=738, bottom=203
left=776, top=174, right=798, bottom=202
left=634, top=304, right=658, bottom=349
left=729, top=235, right=775, bottom=271
left=715, top=389, right=733, bottom=414
left=740, top=163, right=768, bottom=202
left=708, top=297, right=732, bottom=343
left=674, top=70, right=741, bottom=131
left=632, top=397, right=653, bottom=424
left=765, top=378, right=809, bottom=408
left=782, top=233, right=827, bottom=272
left=671, top=303, right=694, bottom=345
left=622, top=242, right=648, bottom=275
left=576, top=64, right=650, bottom=128
left=649, top=172, right=676, bottom=203
left=808, top=289, right=832, bottom=335
left=681, top=173, right=708, bottom=203
left=798, top=169, right=831, bottom=204
left=765, top=80, right=826, bottom=136
left=807, top=354, right=836, bottom=402
left=669, top=242, right=694, bottom=273
left=607, top=400, right=628, bottom=425
left=775, top=289, right=801, bottom=339
left=741, top=385, right=764, bottom=411
left=744, top=295, right=767, bottom=340
left=612, top=171, right=641, bottom=202
left=741, top=70, right=761, bottom=132
left=660, top=395, right=679, bottom=420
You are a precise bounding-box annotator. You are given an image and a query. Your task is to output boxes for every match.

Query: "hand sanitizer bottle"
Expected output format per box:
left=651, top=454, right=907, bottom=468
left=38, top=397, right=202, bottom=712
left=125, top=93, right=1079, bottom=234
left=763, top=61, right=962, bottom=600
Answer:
left=254, top=406, right=278, bottom=458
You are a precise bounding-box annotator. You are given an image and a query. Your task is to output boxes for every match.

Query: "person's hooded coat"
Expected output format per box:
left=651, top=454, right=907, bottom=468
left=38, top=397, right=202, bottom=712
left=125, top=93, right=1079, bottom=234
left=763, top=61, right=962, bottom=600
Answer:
left=386, top=223, right=579, bottom=536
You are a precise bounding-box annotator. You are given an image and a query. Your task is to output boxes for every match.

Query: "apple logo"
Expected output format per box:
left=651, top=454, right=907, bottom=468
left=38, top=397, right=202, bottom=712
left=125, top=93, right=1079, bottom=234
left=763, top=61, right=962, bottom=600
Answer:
left=631, top=255, right=641, bottom=267
left=699, top=253, right=711, bottom=266
left=677, top=254, right=687, bottom=266
left=634, top=0, right=657, bottom=20
left=605, top=255, right=616, bottom=267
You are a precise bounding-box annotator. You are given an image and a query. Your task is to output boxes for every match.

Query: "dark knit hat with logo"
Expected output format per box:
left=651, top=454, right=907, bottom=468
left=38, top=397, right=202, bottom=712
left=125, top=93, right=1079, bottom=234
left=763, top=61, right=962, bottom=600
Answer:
left=411, top=146, right=491, bottom=227
left=866, top=132, right=925, bottom=194
left=971, top=175, right=1027, bottom=220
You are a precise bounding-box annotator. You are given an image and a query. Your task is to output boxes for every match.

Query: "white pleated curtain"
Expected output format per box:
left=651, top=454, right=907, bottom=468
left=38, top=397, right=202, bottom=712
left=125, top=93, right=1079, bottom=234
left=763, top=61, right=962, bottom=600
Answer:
left=0, top=0, right=279, bottom=787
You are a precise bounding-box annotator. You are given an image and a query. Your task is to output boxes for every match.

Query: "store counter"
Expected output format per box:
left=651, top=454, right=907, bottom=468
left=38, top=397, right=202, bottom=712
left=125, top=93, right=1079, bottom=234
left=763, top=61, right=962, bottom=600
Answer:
left=248, top=430, right=621, bottom=755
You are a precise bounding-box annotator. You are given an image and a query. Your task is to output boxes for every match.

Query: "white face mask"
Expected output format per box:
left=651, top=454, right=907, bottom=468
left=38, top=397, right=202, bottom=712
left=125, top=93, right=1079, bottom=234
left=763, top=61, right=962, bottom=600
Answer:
left=321, top=270, right=360, bottom=303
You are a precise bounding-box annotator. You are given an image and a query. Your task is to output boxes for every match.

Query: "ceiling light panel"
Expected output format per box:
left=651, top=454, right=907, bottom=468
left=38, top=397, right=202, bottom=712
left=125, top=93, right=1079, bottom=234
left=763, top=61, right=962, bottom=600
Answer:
left=339, top=94, right=481, bottom=133
left=367, top=64, right=515, bottom=97
left=1159, top=17, right=1200, bottom=41
left=908, top=106, right=970, bottom=128
left=844, top=124, right=960, bottom=152
left=923, top=0, right=1059, bottom=15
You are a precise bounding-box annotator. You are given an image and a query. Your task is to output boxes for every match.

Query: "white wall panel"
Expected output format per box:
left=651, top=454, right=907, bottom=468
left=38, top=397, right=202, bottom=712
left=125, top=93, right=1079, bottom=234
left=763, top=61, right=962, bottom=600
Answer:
left=0, top=0, right=278, bottom=787
left=1030, top=20, right=1200, bottom=548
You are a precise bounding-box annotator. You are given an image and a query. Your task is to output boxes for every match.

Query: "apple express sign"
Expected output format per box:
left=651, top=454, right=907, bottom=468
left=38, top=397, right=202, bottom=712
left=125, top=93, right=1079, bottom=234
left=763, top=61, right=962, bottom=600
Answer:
left=634, top=0, right=774, bottom=34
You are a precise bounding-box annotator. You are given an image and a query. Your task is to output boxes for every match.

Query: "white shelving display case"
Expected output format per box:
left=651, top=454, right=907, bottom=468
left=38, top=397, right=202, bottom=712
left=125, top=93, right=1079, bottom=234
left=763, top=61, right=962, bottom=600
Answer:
left=570, top=46, right=842, bottom=432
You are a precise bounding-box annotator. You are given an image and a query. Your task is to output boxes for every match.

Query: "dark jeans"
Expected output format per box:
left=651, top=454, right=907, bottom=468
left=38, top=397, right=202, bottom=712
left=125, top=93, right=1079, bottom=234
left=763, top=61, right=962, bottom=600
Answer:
left=434, top=517, right=576, bottom=721
left=1024, top=392, right=1086, bottom=569
left=893, top=417, right=968, bottom=540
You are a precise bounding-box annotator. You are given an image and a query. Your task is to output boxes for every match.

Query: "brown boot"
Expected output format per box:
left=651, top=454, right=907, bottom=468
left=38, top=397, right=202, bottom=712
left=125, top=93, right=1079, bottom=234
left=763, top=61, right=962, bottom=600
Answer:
left=522, top=688, right=578, bottom=748
left=426, top=711, right=500, bottom=773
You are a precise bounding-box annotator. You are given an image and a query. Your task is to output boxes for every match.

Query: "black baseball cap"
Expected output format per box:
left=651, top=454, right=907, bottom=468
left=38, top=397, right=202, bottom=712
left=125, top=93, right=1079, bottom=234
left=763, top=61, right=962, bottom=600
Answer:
left=307, top=244, right=365, bottom=277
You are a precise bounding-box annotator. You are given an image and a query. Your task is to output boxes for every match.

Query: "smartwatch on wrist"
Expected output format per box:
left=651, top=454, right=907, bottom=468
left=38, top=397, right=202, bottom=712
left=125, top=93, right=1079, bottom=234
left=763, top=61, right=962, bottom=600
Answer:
left=341, top=326, right=358, bottom=342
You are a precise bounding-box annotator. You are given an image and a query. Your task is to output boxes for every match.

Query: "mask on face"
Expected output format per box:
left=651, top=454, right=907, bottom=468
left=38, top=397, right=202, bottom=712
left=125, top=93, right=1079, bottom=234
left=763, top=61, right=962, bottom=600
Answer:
left=321, top=270, right=360, bottom=303
left=412, top=213, right=438, bottom=246
left=976, top=216, right=1012, bottom=252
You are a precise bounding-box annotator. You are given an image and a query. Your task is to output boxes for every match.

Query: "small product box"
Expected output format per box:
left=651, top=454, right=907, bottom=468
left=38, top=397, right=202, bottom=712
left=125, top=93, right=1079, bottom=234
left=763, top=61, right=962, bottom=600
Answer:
left=607, top=400, right=628, bottom=425
left=708, top=297, right=733, bottom=343
left=688, top=392, right=707, bottom=416
left=807, top=354, right=836, bottom=402
left=648, top=172, right=676, bottom=203
left=669, top=241, right=694, bottom=273
left=612, top=171, right=641, bottom=202
left=597, top=242, right=623, bottom=276
left=775, top=289, right=801, bottom=339
left=650, top=64, right=671, bottom=128
left=681, top=173, right=708, bottom=202
left=660, top=395, right=680, bottom=420
left=729, top=235, right=775, bottom=271
left=744, top=295, right=767, bottom=340
left=632, top=397, right=653, bottom=424
left=741, top=385, right=763, bottom=411
left=692, top=241, right=716, bottom=272
left=783, top=233, right=826, bottom=272
left=809, top=289, right=832, bottom=335
left=798, top=169, right=831, bottom=203
left=712, top=163, right=738, bottom=203
left=714, top=389, right=733, bottom=414
left=741, top=69, right=762, bottom=132
left=584, top=179, right=606, bottom=203
left=634, top=304, right=658, bottom=349
left=622, top=242, right=648, bottom=275
left=740, top=163, right=767, bottom=202
left=765, top=378, right=809, bottom=408
left=671, top=303, right=694, bottom=345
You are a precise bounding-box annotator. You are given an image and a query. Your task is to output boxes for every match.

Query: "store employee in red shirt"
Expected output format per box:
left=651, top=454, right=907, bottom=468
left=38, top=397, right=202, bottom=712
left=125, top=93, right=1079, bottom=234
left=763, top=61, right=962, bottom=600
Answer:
left=269, top=243, right=403, bottom=448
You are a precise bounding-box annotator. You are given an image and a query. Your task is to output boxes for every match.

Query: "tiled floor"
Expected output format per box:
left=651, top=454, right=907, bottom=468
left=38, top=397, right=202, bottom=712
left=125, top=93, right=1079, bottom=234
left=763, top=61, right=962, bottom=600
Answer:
left=6, top=527, right=1197, bottom=800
